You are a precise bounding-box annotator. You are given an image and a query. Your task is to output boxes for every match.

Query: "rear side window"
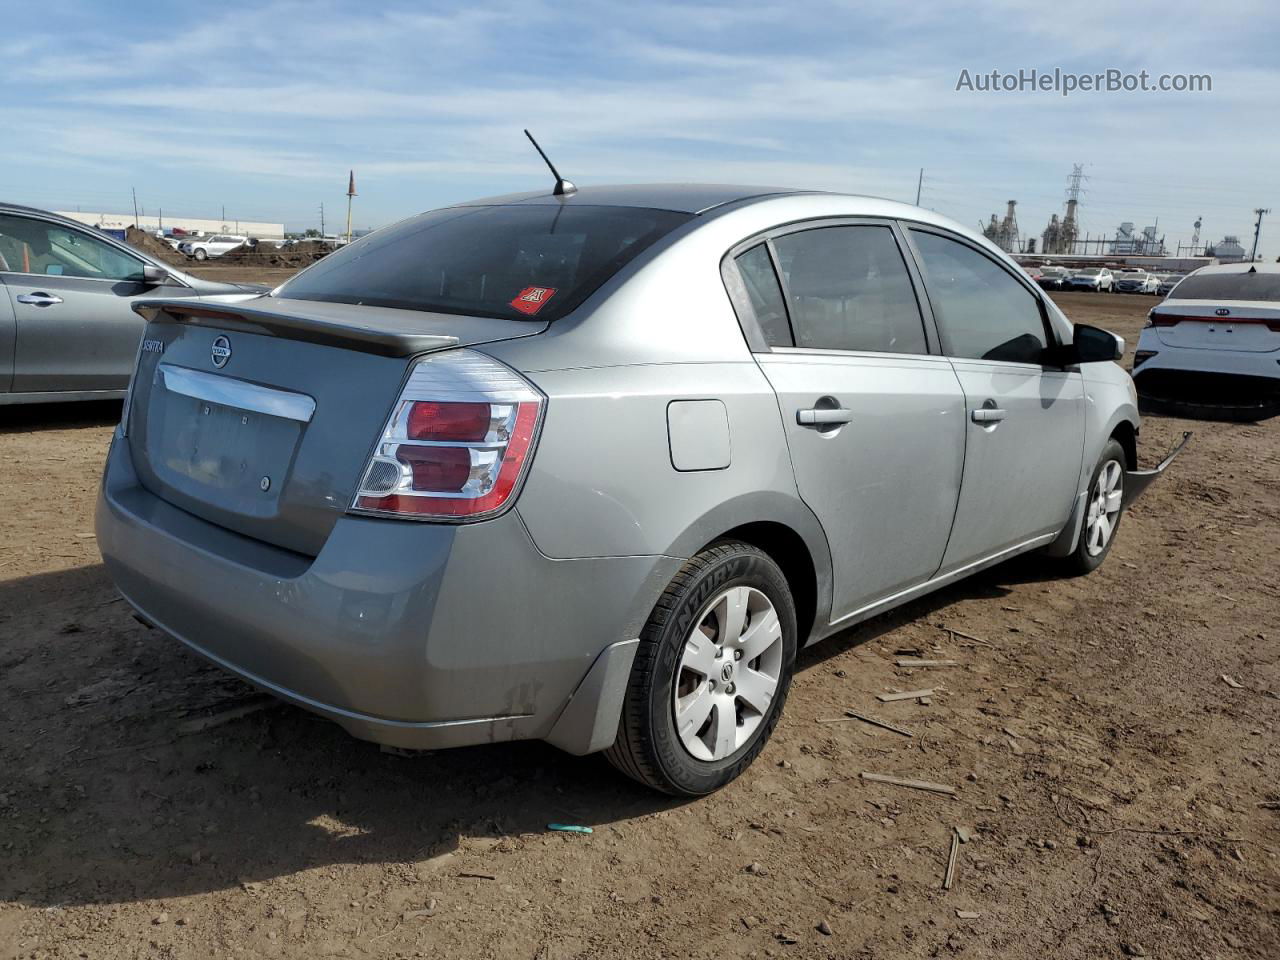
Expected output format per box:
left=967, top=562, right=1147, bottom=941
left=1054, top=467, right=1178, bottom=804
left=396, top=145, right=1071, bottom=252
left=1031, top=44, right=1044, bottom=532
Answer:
left=909, top=230, right=1049, bottom=364
left=771, top=226, right=927, bottom=354
left=1168, top=272, right=1280, bottom=301
left=733, top=244, right=792, bottom=346
left=277, top=204, right=692, bottom=321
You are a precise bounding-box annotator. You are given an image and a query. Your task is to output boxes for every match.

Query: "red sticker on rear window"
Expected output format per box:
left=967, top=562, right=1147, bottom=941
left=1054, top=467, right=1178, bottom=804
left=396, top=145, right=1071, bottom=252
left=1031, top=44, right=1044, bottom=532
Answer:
left=510, top=286, right=557, bottom=315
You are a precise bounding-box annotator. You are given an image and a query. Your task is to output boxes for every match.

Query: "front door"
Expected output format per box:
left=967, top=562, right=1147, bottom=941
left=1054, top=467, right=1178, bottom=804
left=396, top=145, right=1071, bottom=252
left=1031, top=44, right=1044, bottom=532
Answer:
left=732, top=223, right=967, bottom=624
left=905, top=227, right=1085, bottom=570
left=0, top=214, right=154, bottom=394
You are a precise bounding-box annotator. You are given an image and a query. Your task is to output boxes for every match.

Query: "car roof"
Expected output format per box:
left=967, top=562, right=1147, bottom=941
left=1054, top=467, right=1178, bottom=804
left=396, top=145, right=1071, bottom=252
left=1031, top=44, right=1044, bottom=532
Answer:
left=1192, top=260, right=1280, bottom=276
left=457, top=183, right=821, bottom=215
left=0, top=201, right=103, bottom=232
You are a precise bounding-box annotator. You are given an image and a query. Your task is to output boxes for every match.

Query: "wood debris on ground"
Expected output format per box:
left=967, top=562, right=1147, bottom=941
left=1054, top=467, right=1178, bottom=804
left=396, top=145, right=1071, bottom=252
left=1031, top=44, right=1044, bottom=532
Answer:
left=817, top=711, right=913, bottom=737
left=859, top=772, right=957, bottom=796
left=943, top=830, right=961, bottom=889
left=895, top=658, right=960, bottom=667
left=877, top=688, right=936, bottom=702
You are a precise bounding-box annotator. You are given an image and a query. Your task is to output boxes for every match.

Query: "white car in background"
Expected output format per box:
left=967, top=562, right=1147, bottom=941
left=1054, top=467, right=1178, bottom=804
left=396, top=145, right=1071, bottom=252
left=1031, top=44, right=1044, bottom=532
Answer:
left=1134, top=262, right=1280, bottom=420
left=1114, top=271, right=1160, bottom=294
left=178, top=234, right=248, bottom=261
left=1066, top=268, right=1114, bottom=292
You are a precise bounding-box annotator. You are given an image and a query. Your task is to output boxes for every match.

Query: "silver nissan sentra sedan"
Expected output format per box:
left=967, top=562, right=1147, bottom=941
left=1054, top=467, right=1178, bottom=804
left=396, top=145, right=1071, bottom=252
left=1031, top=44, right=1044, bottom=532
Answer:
left=96, top=184, right=1185, bottom=795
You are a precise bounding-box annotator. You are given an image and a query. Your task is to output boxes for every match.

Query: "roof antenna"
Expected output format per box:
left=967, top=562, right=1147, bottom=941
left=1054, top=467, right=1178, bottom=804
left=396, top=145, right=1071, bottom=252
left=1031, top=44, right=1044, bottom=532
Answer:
left=524, top=129, right=576, bottom=197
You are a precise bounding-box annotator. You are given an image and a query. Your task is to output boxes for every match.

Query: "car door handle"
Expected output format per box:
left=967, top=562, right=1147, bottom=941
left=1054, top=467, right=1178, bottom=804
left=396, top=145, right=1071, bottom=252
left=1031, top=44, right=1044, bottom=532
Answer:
left=971, top=407, right=1007, bottom=423
left=797, top=407, right=854, bottom=426
left=16, top=292, right=63, bottom=306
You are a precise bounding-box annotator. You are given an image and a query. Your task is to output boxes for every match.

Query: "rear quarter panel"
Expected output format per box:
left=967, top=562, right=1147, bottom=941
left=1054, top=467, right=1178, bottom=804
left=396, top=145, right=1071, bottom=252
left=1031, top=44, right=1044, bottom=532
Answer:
left=505, top=360, right=815, bottom=561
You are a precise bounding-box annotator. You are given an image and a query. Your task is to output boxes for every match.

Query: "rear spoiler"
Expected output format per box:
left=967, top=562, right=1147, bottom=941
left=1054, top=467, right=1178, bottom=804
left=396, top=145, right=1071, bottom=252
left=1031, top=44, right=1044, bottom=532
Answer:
left=133, top=299, right=460, bottom=358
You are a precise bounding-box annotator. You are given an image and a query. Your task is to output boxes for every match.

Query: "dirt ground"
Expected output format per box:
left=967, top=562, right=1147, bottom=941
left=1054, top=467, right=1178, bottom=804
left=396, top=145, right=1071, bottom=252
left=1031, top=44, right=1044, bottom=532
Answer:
left=1, top=290, right=1276, bottom=960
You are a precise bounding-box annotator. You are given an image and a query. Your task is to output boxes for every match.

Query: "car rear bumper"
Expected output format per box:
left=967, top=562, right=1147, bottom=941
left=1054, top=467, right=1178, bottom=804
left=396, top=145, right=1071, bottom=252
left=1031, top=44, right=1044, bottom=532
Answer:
left=1132, top=335, right=1280, bottom=414
left=95, top=430, right=677, bottom=753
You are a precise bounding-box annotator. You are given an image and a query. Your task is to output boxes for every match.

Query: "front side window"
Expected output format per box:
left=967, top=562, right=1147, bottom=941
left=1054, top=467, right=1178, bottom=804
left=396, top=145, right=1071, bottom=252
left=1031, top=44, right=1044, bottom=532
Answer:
left=278, top=204, right=692, bottom=321
left=771, top=225, right=927, bottom=354
left=733, top=244, right=792, bottom=346
left=0, top=215, right=144, bottom=281
left=909, top=230, right=1049, bottom=364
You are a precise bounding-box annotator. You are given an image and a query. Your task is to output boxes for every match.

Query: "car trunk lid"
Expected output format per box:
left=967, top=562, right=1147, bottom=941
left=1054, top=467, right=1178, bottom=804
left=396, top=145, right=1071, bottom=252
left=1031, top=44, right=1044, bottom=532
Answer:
left=126, top=297, right=546, bottom=556
left=1149, top=300, right=1280, bottom=353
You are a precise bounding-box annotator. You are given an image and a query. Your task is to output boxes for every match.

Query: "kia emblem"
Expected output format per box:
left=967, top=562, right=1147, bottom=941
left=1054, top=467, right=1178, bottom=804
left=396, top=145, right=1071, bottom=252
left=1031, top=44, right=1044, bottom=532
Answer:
left=211, top=335, right=232, bottom=368
left=1215, top=308, right=1230, bottom=317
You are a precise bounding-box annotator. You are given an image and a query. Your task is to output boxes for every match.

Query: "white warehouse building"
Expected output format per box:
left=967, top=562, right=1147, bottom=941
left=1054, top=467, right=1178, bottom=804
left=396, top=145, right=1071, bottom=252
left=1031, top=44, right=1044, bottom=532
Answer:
left=55, top=210, right=285, bottom=241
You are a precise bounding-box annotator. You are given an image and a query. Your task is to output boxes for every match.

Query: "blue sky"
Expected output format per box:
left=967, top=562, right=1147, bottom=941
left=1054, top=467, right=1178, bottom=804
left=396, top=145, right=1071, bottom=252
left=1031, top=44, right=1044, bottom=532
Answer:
left=3, top=0, right=1277, bottom=254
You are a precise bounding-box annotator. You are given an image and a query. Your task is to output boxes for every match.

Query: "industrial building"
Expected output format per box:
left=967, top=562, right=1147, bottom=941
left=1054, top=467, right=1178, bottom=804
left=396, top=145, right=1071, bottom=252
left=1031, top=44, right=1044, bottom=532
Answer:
left=55, top=210, right=285, bottom=241
left=1111, top=223, right=1166, bottom=256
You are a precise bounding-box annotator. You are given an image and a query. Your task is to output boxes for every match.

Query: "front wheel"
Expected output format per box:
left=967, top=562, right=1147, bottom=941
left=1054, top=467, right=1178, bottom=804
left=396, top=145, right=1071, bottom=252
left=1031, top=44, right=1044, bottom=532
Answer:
left=1065, top=438, right=1126, bottom=575
left=194, top=248, right=208, bottom=261
left=605, top=541, right=797, bottom=796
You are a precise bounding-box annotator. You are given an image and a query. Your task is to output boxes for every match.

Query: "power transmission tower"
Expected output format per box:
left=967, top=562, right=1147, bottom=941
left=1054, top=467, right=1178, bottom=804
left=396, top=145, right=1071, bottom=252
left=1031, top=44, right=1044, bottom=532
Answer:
left=131, top=187, right=139, bottom=227
left=1050, top=163, right=1086, bottom=254
left=1249, top=208, right=1270, bottom=262
left=319, top=202, right=326, bottom=236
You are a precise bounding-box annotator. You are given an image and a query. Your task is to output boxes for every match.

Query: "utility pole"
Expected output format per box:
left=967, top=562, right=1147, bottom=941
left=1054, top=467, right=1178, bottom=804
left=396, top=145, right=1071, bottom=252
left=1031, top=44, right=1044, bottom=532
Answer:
left=1249, top=207, right=1270, bottom=262
left=345, top=170, right=357, bottom=243
left=131, top=187, right=139, bottom=227
left=319, top=202, right=326, bottom=236
left=914, top=168, right=924, bottom=206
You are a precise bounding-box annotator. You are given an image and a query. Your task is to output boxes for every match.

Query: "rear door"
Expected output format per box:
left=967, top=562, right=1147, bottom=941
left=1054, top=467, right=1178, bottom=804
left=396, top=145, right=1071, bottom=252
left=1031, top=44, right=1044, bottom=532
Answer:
left=904, top=226, right=1084, bottom=569
left=727, top=220, right=967, bottom=623
left=0, top=213, right=172, bottom=393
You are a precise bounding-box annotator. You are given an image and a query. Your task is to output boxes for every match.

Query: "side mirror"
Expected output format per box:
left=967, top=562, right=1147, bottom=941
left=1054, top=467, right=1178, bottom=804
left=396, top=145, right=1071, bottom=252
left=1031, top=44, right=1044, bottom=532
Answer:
left=1063, top=323, right=1124, bottom=364
left=141, top=263, right=171, bottom=286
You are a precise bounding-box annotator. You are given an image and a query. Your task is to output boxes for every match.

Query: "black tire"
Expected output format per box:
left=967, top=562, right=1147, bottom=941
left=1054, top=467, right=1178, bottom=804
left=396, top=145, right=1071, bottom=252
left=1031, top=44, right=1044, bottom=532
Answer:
left=605, top=541, right=798, bottom=796
left=1064, top=438, right=1127, bottom=575
left=194, top=248, right=208, bottom=261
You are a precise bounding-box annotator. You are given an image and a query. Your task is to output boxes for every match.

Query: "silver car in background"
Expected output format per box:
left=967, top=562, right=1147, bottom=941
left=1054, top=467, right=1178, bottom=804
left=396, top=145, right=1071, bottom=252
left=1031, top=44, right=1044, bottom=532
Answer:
left=0, top=204, right=267, bottom=405
left=96, top=184, right=1183, bottom=796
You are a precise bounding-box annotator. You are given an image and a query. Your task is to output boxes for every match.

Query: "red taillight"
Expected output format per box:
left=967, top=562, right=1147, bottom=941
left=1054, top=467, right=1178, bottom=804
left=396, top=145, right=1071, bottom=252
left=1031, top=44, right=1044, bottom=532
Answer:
left=397, top=444, right=472, bottom=491
left=406, top=401, right=491, bottom=441
left=1149, top=312, right=1280, bottom=332
left=352, top=351, right=544, bottom=521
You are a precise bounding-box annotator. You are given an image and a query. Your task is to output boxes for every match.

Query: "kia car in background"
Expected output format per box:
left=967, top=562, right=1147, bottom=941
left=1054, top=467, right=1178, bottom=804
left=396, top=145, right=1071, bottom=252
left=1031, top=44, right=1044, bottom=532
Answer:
left=96, top=184, right=1184, bottom=796
left=1115, top=271, right=1160, bottom=295
left=1134, top=262, right=1280, bottom=420
left=1066, top=267, right=1114, bottom=292
left=0, top=203, right=267, bottom=405
left=178, top=234, right=249, bottom=261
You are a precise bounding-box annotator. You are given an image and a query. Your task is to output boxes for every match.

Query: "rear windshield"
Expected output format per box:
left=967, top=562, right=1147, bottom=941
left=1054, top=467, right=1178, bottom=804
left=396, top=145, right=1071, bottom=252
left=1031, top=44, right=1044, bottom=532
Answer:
left=275, top=204, right=692, bottom=321
left=1168, top=271, right=1280, bottom=302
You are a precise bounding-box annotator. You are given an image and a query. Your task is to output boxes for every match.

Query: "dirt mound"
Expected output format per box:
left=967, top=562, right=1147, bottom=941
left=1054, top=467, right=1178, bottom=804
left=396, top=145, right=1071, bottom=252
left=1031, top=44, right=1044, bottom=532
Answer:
left=123, top=227, right=189, bottom=268
left=220, top=243, right=331, bottom=269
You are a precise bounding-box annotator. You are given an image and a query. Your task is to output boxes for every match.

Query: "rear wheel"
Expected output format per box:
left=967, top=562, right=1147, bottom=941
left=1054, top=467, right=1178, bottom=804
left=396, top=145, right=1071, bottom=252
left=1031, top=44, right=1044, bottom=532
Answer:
left=1065, top=439, right=1126, bottom=574
left=605, top=541, right=797, bottom=796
